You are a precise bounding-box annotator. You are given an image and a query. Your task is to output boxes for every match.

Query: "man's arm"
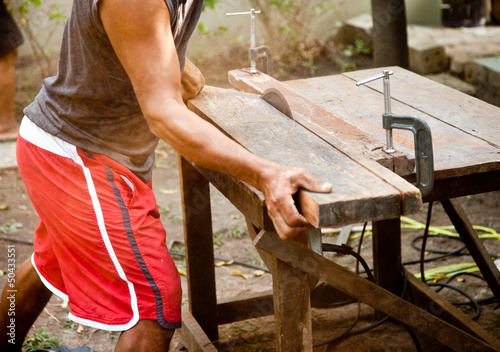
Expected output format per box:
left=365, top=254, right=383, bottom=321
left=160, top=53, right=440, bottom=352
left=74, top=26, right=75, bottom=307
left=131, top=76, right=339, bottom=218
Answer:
left=180, top=56, right=205, bottom=104
left=98, top=0, right=332, bottom=239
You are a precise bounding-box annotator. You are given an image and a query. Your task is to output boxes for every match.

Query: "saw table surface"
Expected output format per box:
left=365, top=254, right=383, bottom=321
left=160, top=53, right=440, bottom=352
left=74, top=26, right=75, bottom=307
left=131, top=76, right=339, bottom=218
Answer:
left=179, top=67, right=500, bottom=352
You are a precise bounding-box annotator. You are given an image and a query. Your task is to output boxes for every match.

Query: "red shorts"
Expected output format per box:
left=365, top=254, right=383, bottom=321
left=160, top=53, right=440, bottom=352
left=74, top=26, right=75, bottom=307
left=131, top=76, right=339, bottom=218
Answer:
left=17, top=117, right=181, bottom=331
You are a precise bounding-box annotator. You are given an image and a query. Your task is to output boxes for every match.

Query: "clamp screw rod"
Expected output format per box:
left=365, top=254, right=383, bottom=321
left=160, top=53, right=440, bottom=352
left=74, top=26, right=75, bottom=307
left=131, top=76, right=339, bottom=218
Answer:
left=356, top=70, right=395, bottom=154
left=227, top=9, right=261, bottom=73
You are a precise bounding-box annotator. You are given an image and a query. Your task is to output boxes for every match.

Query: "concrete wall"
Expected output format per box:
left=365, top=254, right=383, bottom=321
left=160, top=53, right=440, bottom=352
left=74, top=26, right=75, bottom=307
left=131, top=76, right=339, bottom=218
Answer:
left=16, top=0, right=443, bottom=59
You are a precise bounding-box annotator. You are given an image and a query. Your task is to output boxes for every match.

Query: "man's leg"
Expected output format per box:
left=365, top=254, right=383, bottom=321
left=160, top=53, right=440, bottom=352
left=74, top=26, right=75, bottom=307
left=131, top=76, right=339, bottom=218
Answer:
left=0, top=48, right=20, bottom=141
left=114, top=320, right=175, bottom=352
left=0, top=256, right=52, bottom=352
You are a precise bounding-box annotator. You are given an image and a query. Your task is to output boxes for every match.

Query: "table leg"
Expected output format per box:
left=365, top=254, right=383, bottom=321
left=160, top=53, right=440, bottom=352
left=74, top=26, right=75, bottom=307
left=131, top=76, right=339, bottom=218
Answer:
left=372, top=218, right=403, bottom=294
left=179, top=156, right=218, bottom=342
left=272, top=243, right=313, bottom=351
left=441, top=198, right=500, bottom=302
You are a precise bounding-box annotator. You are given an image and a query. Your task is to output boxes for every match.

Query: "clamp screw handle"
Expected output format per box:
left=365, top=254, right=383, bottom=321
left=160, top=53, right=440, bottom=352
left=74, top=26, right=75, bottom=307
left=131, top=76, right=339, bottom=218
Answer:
left=227, top=9, right=262, bottom=73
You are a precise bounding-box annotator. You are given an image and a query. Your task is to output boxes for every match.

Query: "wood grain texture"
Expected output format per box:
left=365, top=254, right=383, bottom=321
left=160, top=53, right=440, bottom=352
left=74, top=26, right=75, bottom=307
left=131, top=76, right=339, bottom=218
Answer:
left=189, top=86, right=422, bottom=227
left=342, top=67, right=500, bottom=179
left=229, top=69, right=415, bottom=176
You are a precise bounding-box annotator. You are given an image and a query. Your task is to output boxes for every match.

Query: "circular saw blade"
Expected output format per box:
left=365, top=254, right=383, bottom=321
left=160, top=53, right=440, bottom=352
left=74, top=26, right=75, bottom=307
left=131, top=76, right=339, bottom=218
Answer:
left=260, top=88, right=294, bottom=120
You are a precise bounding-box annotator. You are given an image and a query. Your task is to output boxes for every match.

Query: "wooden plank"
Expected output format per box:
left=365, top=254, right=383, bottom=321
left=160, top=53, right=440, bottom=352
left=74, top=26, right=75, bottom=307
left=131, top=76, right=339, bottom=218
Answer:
left=228, top=69, right=415, bottom=176
left=217, top=291, right=274, bottom=325
left=283, top=73, right=416, bottom=160
left=336, top=224, right=353, bottom=246
left=422, top=169, right=500, bottom=203
left=340, top=67, right=500, bottom=179
left=189, top=86, right=422, bottom=227
left=406, top=275, right=500, bottom=350
left=441, top=198, right=500, bottom=302
left=192, top=163, right=273, bottom=231
left=180, top=309, right=218, bottom=352
left=346, top=66, right=500, bottom=145
left=179, top=156, right=218, bottom=342
left=254, top=230, right=500, bottom=352
left=226, top=71, right=422, bottom=215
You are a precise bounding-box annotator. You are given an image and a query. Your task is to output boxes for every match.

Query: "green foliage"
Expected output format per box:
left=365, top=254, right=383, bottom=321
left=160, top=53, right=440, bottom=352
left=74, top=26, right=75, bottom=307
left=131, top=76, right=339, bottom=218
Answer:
left=23, top=329, right=60, bottom=351
left=213, top=232, right=224, bottom=247
left=230, top=225, right=243, bottom=238
left=197, top=22, right=228, bottom=37
left=0, top=219, right=22, bottom=234
left=343, top=39, right=372, bottom=57
left=270, top=0, right=296, bottom=12
left=202, top=0, right=219, bottom=11
left=61, top=318, right=73, bottom=329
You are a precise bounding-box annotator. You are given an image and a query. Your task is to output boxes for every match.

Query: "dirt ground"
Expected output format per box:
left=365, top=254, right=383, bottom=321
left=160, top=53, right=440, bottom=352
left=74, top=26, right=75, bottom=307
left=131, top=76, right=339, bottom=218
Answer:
left=1, top=39, right=500, bottom=351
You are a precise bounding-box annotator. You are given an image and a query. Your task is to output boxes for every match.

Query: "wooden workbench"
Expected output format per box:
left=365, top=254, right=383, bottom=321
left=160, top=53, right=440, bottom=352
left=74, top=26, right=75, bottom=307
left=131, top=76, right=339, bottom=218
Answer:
left=179, top=67, right=500, bottom=351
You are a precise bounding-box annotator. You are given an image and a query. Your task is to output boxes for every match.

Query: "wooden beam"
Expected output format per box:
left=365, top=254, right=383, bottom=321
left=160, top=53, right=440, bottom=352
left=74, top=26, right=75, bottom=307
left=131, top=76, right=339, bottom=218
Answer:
left=441, top=198, right=500, bottom=302
left=179, top=156, right=218, bottom=342
left=272, top=255, right=313, bottom=351
left=180, top=309, right=218, bottom=352
left=217, top=291, right=274, bottom=325
left=254, top=230, right=500, bottom=352
left=406, top=275, right=500, bottom=350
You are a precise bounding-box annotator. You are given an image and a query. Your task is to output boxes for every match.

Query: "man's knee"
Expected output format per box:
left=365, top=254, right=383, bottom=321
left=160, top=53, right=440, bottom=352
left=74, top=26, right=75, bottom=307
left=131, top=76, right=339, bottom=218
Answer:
left=115, top=319, right=175, bottom=352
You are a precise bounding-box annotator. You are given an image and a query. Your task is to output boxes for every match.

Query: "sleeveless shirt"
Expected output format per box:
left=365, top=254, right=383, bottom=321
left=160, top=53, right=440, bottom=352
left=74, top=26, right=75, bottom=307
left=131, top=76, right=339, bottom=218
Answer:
left=24, top=0, right=203, bottom=182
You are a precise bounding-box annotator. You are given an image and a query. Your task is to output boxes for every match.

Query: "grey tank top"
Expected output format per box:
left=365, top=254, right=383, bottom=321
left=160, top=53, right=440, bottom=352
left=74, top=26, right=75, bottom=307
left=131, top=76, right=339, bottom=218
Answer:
left=24, top=0, right=203, bottom=182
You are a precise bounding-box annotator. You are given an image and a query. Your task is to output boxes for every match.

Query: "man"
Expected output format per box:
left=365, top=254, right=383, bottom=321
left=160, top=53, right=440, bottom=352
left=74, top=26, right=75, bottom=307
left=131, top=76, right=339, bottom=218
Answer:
left=0, top=0, right=332, bottom=351
left=0, top=0, right=23, bottom=141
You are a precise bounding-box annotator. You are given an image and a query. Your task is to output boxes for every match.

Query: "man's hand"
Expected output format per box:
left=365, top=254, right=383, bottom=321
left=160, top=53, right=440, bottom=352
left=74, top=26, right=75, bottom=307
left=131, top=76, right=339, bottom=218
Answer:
left=258, top=165, right=332, bottom=240
left=181, top=57, right=205, bottom=104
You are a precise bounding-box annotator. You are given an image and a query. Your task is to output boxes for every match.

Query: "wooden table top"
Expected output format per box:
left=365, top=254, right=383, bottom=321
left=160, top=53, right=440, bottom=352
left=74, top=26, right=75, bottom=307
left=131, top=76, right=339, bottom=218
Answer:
left=189, top=67, right=500, bottom=229
left=288, top=67, right=500, bottom=181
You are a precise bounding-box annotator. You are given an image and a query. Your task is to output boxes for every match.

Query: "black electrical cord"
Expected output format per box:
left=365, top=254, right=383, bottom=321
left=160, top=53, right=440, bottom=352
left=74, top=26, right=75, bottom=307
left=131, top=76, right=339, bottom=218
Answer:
left=0, top=236, right=34, bottom=245
left=356, top=222, right=368, bottom=275
left=316, top=226, right=422, bottom=352
left=441, top=272, right=496, bottom=305
left=427, top=281, right=482, bottom=320
left=169, top=250, right=271, bottom=273
left=419, top=201, right=433, bottom=283
left=407, top=202, right=498, bottom=321
left=321, top=243, right=374, bottom=282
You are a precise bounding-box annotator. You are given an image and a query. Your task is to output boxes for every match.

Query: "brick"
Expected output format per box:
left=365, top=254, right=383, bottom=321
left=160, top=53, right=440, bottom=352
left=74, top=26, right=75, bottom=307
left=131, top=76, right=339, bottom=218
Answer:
left=333, top=13, right=373, bottom=47
left=408, top=38, right=448, bottom=75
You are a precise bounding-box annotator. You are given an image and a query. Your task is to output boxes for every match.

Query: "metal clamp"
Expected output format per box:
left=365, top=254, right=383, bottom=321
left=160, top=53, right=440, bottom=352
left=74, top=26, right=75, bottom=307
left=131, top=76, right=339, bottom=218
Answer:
left=226, top=9, right=272, bottom=74
left=356, top=70, right=434, bottom=197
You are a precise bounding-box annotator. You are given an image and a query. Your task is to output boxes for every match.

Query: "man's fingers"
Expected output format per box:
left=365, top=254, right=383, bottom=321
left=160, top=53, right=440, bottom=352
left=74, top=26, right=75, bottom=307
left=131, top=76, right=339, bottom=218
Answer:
left=300, top=172, right=333, bottom=193
left=270, top=209, right=309, bottom=240
left=268, top=196, right=310, bottom=239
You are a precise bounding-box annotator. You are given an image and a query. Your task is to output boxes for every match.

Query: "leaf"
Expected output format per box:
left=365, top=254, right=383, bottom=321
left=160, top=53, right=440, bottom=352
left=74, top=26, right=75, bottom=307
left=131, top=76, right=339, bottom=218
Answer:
left=0, top=203, right=10, bottom=210
left=215, top=260, right=234, bottom=267
left=159, top=189, right=179, bottom=195
left=433, top=274, right=448, bottom=283
left=253, top=270, right=265, bottom=277
left=231, top=269, right=248, bottom=280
